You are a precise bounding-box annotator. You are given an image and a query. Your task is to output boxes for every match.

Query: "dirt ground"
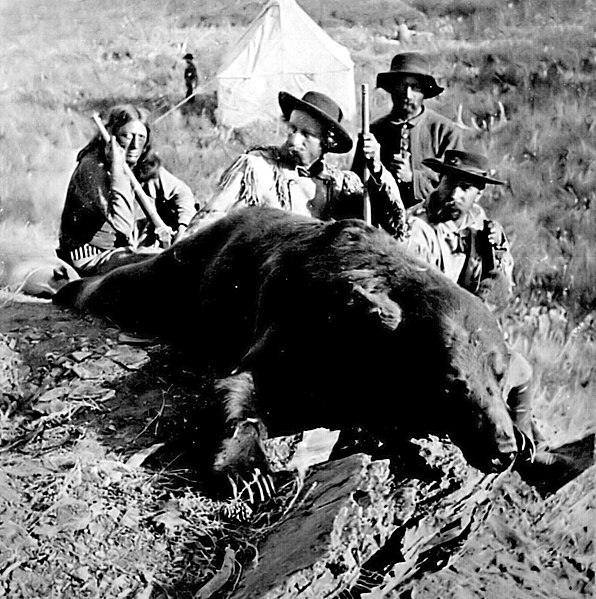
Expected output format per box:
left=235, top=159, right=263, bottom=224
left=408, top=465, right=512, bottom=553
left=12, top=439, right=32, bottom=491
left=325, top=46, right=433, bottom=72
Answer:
left=0, top=292, right=594, bottom=598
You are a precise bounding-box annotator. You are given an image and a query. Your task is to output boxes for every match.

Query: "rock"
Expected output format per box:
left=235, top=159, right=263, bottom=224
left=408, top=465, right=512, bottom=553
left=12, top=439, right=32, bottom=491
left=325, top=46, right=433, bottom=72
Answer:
left=230, top=453, right=398, bottom=599
left=232, top=437, right=506, bottom=598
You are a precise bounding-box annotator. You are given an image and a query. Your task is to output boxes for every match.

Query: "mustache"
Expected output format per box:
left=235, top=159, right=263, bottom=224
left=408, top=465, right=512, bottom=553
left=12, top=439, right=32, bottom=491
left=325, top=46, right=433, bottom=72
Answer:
left=280, top=144, right=304, bottom=166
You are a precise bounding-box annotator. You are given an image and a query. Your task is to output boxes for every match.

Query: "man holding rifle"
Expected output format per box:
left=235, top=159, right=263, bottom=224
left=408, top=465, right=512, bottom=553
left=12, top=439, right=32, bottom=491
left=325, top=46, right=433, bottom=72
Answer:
left=58, top=104, right=195, bottom=276
left=353, top=53, right=463, bottom=211
left=186, top=90, right=405, bottom=238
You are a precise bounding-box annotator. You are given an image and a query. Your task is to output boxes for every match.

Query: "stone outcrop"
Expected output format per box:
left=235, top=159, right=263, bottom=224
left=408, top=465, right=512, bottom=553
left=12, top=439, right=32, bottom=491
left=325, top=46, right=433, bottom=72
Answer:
left=232, top=436, right=504, bottom=598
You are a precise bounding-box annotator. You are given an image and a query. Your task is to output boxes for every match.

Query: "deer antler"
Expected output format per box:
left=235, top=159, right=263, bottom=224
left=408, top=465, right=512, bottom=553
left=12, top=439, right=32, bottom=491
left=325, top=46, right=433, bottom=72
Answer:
left=456, top=102, right=508, bottom=133
left=487, top=101, right=508, bottom=132
left=455, top=104, right=473, bottom=130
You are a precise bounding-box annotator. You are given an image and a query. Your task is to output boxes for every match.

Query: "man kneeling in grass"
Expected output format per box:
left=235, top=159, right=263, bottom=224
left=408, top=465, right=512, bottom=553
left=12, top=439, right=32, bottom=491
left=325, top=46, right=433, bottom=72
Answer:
left=400, top=149, right=571, bottom=476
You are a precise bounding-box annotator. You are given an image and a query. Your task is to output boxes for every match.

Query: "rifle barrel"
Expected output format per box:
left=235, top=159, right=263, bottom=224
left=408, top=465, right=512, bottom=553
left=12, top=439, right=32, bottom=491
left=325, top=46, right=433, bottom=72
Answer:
left=361, top=84, right=372, bottom=225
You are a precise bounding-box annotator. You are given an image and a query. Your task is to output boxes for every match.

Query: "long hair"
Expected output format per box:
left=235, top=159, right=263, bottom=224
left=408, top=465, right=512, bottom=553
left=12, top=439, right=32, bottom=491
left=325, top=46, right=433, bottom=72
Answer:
left=76, top=104, right=160, bottom=181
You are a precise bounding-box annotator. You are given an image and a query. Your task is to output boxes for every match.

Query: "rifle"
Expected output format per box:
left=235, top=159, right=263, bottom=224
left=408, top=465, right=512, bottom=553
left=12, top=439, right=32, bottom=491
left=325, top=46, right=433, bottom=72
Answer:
left=361, top=83, right=372, bottom=226
left=91, top=113, right=173, bottom=248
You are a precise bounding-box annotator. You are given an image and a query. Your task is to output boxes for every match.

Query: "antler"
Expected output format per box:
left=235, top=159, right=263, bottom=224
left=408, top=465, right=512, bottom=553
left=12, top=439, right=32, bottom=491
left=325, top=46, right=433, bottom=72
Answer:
left=455, top=104, right=473, bottom=131
left=456, top=102, right=508, bottom=133
left=487, top=101, right=508, bottom=132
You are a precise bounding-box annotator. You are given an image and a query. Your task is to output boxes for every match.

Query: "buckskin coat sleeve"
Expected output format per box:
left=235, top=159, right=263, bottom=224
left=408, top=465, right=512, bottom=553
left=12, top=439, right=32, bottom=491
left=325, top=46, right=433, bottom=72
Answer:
left=185, top=149, right=291, bottom=235
left=327, top=164, right=406, bottom=240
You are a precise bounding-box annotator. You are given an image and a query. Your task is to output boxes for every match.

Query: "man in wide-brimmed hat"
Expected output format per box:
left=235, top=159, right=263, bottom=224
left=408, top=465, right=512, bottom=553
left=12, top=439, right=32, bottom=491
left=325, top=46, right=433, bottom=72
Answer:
left=186, top=90, right=406, bottom=237
left=402, top=151, right=533, bottom=456
left=401, top=149, right=578, bottom=480
left=353, top=52, right=463, bottom=209
left=402, top=149, right=511, bottom=299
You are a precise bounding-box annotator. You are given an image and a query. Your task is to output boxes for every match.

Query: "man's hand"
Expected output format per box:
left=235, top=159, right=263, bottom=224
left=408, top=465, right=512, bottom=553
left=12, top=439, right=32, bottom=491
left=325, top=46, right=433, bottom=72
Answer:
left=361, top=133, right=382, bottom=175
left=389, top=151, right=413, bottom=183
left=173, top=224, right=187, bottom=244
left=485, top=220, right=501, bottom=246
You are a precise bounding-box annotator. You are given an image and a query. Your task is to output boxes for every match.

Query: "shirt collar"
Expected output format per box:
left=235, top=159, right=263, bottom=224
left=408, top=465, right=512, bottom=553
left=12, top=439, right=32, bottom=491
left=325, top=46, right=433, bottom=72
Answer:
left=296, top=158, right=335, bottom=181
left=389, top=105, right=426, bottom=128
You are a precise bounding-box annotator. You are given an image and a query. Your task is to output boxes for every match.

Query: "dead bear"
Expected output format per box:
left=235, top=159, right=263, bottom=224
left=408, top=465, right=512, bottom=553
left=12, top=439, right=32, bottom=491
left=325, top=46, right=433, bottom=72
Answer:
left=54, top=207, right=520, bottom=480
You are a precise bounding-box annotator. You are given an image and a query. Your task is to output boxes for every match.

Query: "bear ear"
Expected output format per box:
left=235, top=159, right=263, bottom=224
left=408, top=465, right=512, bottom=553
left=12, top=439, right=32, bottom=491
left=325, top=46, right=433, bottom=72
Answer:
left=52, top=265, right=68, bottom=281
left=53, top=264, right=77, bottom=282
left=350, top=284, right=403, bottom=331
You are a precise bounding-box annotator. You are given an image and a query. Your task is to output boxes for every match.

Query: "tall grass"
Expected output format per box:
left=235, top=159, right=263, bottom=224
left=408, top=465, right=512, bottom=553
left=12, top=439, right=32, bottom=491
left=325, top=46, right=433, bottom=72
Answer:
left=1, top=0, right=595, bottom=314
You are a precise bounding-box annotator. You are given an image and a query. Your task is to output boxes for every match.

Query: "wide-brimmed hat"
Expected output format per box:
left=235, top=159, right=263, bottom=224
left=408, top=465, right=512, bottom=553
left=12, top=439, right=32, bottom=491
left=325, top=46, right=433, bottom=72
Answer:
left=278, top=91, right=353, bottom=154
left=376, top=53, right=444, bottom=99
left=422, top=150, right=505, bottom=186
left=183, top=53, right=194, bottom=60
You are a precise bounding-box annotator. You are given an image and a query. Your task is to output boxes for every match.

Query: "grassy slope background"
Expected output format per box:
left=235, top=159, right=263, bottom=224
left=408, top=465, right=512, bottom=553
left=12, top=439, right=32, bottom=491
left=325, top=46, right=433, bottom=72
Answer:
left=0, top=0, right=595, bottom=597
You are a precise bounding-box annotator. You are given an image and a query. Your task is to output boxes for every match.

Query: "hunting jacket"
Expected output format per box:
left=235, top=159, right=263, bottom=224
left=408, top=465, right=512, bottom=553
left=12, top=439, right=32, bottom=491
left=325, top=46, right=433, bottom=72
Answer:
left=186, top=146, right=406, bottom=238
left=59, top=146, right=195, bottom=254
left=401, top=204, right=514, bottom=307
left=352, top=106, right=464, bottom=208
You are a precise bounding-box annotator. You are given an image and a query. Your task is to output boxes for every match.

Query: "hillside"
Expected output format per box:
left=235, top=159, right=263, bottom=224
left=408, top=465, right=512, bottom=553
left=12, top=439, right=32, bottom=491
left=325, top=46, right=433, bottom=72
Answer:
left=0, top=0, right=595, bottom=597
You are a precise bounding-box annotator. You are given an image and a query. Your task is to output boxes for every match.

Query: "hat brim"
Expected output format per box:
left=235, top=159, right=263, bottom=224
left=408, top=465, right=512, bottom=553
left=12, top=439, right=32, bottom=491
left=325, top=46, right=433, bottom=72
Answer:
left=422, top=157, right=505, bottom=186
left=278, top=92, right=353, bottom=154
left=376, top=71, right=444, bottom=99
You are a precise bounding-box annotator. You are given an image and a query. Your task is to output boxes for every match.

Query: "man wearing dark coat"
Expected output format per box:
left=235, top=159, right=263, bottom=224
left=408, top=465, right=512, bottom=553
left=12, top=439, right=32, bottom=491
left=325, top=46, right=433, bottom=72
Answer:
left=183, top=53, right=198, bottom=102
left=353, top=52, right=464, bottom=211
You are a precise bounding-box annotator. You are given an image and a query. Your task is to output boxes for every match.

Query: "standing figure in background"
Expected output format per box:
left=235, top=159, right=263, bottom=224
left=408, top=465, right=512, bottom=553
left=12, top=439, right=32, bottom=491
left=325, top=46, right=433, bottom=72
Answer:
left=58, top=104, right=195, bottom=276
left=352, top=52, right=463, bottom=210
left=186, top=90, right=406, bottom=238
left=183, top=52, right=199, bottom=103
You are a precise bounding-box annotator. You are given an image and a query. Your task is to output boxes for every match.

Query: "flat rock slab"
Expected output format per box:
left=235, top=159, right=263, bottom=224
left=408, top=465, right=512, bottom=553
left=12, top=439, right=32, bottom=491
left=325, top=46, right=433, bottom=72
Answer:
left=231, top=454, right=397, bottom=599
left=232, top=438, right=503, bottom=598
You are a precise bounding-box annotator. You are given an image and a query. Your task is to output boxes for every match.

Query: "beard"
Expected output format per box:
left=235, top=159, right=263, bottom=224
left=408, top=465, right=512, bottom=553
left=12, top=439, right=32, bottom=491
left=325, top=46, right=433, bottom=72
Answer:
left=427, top=193, right=461, bottom=224
left=391, top=99, right=422, bottom=121
left=280, top=141, right=307, bottom=167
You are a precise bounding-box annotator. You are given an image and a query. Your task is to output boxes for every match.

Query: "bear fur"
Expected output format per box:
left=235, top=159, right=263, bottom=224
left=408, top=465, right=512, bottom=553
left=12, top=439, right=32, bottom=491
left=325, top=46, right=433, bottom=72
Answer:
left=54, top=207, right=519, bottom=475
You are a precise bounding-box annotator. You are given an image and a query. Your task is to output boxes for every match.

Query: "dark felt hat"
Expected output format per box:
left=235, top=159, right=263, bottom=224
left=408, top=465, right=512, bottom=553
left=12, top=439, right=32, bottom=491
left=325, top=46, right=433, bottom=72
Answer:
left=376, top=53, right=444, bottom=98
left=183, top=53, right=194, bottom=60
left=422, top=150, right=505, bottom=186
left=278, top=90, right=353, bottom=154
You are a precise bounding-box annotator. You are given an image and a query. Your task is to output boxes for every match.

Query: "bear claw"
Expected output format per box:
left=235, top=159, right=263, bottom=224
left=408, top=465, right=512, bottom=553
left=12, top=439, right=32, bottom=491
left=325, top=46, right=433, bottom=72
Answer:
left=227, top=469, right=276, bottom=505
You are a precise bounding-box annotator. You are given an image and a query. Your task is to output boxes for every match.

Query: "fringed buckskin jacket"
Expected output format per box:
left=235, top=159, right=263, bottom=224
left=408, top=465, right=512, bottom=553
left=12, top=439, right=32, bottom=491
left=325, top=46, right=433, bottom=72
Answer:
left=186, top=146, right=406, bottom=239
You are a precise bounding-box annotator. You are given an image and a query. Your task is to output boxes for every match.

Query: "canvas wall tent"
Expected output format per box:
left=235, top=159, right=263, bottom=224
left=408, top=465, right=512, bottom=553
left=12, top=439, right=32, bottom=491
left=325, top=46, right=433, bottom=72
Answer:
left=216, top=0, right=356, bottom=129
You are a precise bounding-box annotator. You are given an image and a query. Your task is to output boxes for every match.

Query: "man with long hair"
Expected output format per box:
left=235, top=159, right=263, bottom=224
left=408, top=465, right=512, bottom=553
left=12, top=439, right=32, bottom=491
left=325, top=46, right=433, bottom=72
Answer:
left=58, top=104, right=195, bottom=275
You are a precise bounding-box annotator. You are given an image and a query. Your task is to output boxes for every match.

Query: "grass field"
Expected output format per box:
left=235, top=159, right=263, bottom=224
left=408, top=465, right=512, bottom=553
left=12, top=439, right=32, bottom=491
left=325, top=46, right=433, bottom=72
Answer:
left=0, top=0, right=595, bottom=597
